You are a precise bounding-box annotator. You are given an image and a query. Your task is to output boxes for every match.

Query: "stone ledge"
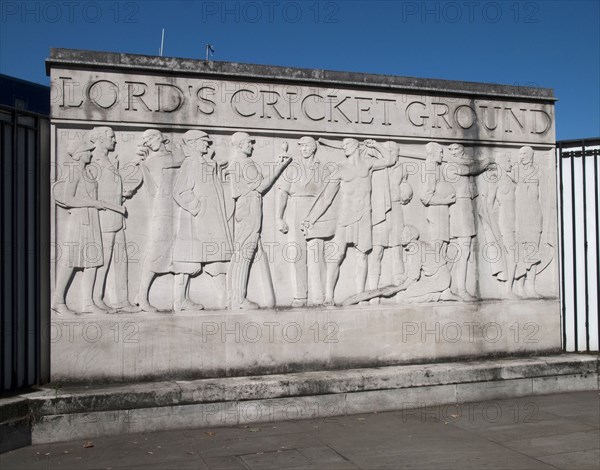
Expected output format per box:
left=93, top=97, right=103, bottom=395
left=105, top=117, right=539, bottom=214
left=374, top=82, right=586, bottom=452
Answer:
left=29, top=354, right=597, bottom=416
left=46, top=48, right=556, bottom=102
left=2, top=354, right=597, bottom=446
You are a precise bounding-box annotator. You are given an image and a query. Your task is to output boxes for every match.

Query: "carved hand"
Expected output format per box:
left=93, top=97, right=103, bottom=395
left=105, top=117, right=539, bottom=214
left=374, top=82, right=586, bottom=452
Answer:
left=278, top=154, right=291, bottom=164
left=364, top=139, right=376, bottom=148
left=300, top=219, right=313, bottom=235
left=277, top=219, right=289, bottom=234
left=135, top=146, right=149, bottom=161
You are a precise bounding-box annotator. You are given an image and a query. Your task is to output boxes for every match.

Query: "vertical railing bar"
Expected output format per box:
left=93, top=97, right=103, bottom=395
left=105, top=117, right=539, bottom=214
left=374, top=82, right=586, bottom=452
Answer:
left=11, top=108, right=18, bottom=389
left=35, top=116, right=41, bottom=385
left=594, top=147, right=600, bottom=351
left=23, top=121, right=30, bottom=386
left=0, top=121, right=5, bottom=391
left=581, top=140, right=590, bottom=352
left=558, top=142, right=567, bottom=350
left=570, top=143, right=578, bottom=351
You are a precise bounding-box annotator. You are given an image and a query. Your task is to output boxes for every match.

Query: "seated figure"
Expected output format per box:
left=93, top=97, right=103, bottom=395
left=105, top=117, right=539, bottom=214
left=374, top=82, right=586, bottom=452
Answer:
left=395, top=225, right=459, bottom=303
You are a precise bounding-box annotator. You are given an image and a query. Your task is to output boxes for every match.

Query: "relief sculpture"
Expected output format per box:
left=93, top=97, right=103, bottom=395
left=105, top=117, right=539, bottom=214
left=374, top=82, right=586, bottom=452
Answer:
left=368, top=141, right=413, bottom=300
left=302, top=138, right=395, bottom=306
left=52, top=140, right=127, bottom=315
left=275, top=136, right=336, bottom=307
left=135, top=129, right=185, bottom=312
left=226, top=132, right=291, bottom=309
left=514, top=146, right=544, bottom=298
left=90, top=126, right=142, bottom=313
left=52, top=132, right=556, bottom=313
left=172, top=130, right=233, bottom=310
left=444, top=143, right=494, bottom=301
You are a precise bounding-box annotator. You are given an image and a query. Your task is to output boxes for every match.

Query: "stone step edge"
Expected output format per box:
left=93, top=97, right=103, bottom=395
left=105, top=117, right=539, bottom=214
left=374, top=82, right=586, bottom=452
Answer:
left=9, top=354, right=599, bottom=417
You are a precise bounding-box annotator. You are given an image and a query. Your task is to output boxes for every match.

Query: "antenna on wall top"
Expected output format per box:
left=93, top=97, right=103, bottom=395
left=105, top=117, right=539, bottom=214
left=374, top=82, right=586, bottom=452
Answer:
left=159, top=28, right=165, bottom=56
left=205, top=44, right=214, bottom=61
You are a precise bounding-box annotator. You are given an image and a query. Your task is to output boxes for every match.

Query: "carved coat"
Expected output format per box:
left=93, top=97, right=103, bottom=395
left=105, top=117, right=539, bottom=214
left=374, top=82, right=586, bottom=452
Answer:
left=173, top=154, right=233, bottom=265
left=55, top=166, right=103, bottom=268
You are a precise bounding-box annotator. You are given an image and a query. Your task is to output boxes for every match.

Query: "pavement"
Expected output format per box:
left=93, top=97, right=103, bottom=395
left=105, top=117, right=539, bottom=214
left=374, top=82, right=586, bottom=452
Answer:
left=1, top=391, right=598, bottom=470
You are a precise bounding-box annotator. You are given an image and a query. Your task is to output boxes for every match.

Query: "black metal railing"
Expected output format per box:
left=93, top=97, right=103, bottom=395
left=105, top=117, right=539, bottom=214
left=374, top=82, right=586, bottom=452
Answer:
left=0, top=104, right=50, bottom=392
left=557, top=138, right=600, bottom=352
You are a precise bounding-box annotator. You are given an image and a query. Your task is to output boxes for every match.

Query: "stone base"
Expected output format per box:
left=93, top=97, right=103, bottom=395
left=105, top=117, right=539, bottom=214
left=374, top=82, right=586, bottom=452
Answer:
left=1, top=354, right=596, bottom=447
left=49, top=300, right=561, bottom=383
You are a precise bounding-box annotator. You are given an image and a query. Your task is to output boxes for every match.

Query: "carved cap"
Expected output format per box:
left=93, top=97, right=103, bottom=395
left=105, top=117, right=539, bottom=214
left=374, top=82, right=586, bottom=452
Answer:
left=141, top=129, right=169, bottom=145
left=67, top=139, right=95, bottom=158
left=297, top=136, right=316, bottom=145
left=231, top=132, right=255, bottom=147
left=183, top=130, right=212, bottom=143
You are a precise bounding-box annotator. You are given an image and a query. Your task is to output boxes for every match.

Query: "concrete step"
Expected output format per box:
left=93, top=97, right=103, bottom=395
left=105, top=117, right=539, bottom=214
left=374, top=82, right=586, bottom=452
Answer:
left=1, top=353, right=598, bottom=449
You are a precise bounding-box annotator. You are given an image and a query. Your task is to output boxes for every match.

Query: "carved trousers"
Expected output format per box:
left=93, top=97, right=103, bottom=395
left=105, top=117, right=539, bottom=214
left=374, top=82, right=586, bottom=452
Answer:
left=93, top=229, right=130, bottom=307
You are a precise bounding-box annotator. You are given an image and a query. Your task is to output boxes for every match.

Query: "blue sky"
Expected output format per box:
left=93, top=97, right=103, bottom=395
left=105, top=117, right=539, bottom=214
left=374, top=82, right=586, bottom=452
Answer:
left=1, top=0, right=598, bottom=140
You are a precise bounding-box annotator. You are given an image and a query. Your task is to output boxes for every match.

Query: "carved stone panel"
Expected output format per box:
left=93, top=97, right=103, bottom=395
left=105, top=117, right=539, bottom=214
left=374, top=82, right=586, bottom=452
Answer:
left=48, top=49, right=560, bottom=380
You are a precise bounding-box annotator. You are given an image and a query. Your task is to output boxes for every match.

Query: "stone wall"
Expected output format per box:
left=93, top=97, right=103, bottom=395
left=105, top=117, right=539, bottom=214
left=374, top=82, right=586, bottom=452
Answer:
left=47, top=49, right=559, bottom=382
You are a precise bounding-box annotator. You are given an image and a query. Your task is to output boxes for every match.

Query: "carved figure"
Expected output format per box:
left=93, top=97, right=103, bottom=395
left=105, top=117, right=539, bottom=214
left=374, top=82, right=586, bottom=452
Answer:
left=226, top=132, right=291, bottom=309
left=444, top=143, right=493, bottom=301
left=420, top=142, right=456, bottom=259
left=89, top=127, right=142, bottom=313
left=395, top=226, right=458, bottom=303
left=478, top=156, right=522, bottom=299
left=514, top=146, right=543, bottom=298
left=275, top=136, right=337, bottom=306
left=302, top=138, right=395, bottom=306
left=52, top=140, right=126, bottom=315
left=135, top=129, right=185, bottom=312
left=172, top=130, right=233, bottom=310
left=369, top=141, right=413, bottom=297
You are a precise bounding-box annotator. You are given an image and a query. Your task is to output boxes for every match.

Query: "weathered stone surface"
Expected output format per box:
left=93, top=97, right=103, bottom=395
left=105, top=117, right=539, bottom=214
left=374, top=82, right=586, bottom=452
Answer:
left=49, top=300, right=560, bottom=382
left=2, top=354, right=592, bottom=444
left=47, top=48, right=559, bottom=382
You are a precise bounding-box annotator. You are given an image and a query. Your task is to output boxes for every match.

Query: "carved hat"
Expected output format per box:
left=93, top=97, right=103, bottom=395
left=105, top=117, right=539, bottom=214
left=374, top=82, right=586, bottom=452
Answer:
left=67, top=139, right=95, bottom=158
left=231, top=132, right=255, bottom=148
left=183, top=130, right=212, bottom=144
left=297, top=136, right=316, bottom=146
left=141, top=129, right=169, bottom=146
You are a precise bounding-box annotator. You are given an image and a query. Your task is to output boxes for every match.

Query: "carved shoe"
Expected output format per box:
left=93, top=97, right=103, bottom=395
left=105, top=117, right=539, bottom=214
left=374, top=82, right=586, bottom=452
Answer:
left=524, top=289, right=542, bottom=299
left=94, top=298, right=118, bottom=314
left=439, top=289, right=462, bottom=302
left=114, top=302, right=142, bottom=313
left=81, top=303, right=110, bottom=315
left=456, top=289, right=477, bottom=302
left=237, top=299, right=260, bottom=310
left=51, top=302, right=77, bottom=316
left=174, top=299, right=205, bottom=311
left=135, top=297, right=159, bottom=313
left=291, top=298, right=307, bottom=308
